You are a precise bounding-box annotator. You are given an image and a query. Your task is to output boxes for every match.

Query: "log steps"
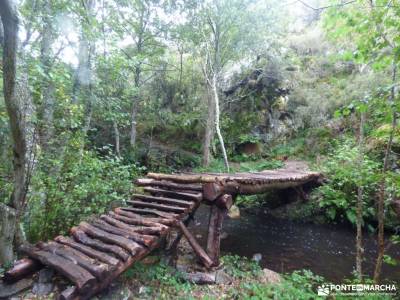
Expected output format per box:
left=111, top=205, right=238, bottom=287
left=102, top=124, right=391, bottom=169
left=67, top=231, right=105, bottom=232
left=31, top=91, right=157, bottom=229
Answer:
left=6, top=179, right=202, bottom=300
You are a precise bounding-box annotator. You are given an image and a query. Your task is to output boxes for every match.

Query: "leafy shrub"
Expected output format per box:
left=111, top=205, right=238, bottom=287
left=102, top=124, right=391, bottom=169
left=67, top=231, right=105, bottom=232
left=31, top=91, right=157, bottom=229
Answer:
left=312, top=139, right=381, bottom=224
left=222, top=255, right=262, bottom=279
left=25, top=149, right=141, bottom=241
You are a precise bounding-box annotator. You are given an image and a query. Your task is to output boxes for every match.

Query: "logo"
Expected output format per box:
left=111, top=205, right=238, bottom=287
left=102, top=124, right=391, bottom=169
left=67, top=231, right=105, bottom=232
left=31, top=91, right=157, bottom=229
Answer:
left=316, top=284, right=397, bottom=297
left=317, top=285, right=330, bottom=296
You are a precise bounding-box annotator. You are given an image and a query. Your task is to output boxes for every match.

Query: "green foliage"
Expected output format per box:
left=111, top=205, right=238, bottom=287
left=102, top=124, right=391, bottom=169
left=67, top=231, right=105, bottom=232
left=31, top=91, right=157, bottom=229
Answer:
left=222, top=255, right=262, bottom=279
left=228, top=270, right=324, bottom=300
left=26, top=148, right=140, bottom=241
left=122, top=261, right=193, bottom=298
left=313, top=139, right=381, bottom=224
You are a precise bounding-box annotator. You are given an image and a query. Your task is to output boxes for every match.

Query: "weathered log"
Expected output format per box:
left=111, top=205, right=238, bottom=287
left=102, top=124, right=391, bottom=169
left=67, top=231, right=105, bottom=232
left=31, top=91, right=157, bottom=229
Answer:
left=203, top=182, right=224, bottom=201
left=147, top=171, right=321, bottom=191
left=78, top=222, right=143, bottom=256
left=120, top=206, right=178, bottom=220
left=215, top=194, right=233, bottom=210
left=100, top=214, right=163, bottom=236
left=20, top=244, right=97, bottom=294
left=132, top=193, right=194, bottom=207
left=37, top=242, right=109, bottom=280
left=91, top=219, right=156, bottom=247
left=70, top=227, right=129, bottom=262
left=177, top=221, right=213, bottom=268
left=55, top=236, right=120, bottom=267
left=136, top=178, right=202, bottom=191
left=147, top=172, right=218, bottom=183
left=127, top=200, right=186, bottom=213
left=143, top=187, right=202, bottom=202
left=206, top=204, right=226, bottom=266
left=113, top=209, right=170, bottom=228
left=165, top=213, right=195, bottom=254
left=83, top=238, right=163, bottom=300
left=3, top=258, right=42, bottom=283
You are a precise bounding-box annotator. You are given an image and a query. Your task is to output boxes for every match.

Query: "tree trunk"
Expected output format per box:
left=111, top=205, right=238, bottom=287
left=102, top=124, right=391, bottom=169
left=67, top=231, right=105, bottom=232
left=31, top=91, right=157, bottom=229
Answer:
left=203, top=86, right=215, bottom=166
left=374, top=62, right=397, bottom=283
left=73, top=0, right=95, bottom=155
left=129, top=98, right=138, bottom=147
left=0, top=0, right=27, bottom=265
left=113, top=120, right=120, bottom=156
left=212, top=73, right=229, bottom=172
left=0, top=203, right=17, bottom=264
left=130, top=62, right=141, bottom=148
left=39, top=0, right=55, bottom=149
left=356, top=111, right=365, bottom=281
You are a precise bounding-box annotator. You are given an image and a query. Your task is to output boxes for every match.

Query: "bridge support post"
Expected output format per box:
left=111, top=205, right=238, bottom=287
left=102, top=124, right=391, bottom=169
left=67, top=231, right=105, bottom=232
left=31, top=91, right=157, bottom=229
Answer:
left=206, top=194, right=232, bottom=267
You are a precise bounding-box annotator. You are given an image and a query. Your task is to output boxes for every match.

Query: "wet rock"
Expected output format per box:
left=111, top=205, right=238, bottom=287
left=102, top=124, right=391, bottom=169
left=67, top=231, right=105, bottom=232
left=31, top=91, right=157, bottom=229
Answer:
left=0, top=278, right=33, bottom=298
left=32, top=268, right=54, bottom=296
left=260, top=268, right=282, bottom=284
left=252, top=253, right=262, bottom=263
left=38, top=268, right=54, bottom=283
left=32, top=282, right=54, bottom=296
left=228, top=205, right=240, bottom=219
left=215, top=270, right=232, bottom=284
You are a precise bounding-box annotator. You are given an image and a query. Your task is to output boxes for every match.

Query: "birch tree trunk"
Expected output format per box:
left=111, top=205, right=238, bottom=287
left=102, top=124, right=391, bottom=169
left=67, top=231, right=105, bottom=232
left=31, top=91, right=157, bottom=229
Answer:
left=203, top=83, right=215, bottom=166
left=212, top=73, right=229, bottom=172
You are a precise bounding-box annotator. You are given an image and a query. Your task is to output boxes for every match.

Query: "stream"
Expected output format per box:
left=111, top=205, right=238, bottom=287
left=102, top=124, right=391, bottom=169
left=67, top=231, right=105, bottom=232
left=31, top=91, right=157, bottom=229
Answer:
left=189, top=205, right=400, bottom=283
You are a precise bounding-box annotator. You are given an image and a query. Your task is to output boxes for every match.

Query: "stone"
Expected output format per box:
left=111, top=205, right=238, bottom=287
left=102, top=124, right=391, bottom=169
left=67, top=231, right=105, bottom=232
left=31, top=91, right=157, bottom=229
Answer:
left=32, top=282, right=54, bottom=296
left=215, top=270, right=232, bottom=284
left=227, top=205, right=240, bottom=219
left=252, top=253, right=262, bottom=263
left=260, top=268, right=282, bottom=284
left=38, top=267, right=54, bottom=283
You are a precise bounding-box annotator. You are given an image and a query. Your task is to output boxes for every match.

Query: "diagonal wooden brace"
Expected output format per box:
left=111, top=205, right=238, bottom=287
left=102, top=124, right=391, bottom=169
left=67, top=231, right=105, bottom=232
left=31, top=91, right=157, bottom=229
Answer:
left=177, top=221, right=214, bottom=268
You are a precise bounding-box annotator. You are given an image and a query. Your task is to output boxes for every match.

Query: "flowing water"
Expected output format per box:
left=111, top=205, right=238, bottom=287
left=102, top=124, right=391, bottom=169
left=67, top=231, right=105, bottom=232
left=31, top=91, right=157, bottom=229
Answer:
left=190, top=205, right=400, bottom=283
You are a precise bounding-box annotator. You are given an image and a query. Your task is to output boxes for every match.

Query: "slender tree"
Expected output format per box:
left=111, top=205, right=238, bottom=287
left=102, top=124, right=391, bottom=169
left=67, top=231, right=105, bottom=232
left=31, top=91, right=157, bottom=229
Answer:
left=356, top=108, right=365, bottom=281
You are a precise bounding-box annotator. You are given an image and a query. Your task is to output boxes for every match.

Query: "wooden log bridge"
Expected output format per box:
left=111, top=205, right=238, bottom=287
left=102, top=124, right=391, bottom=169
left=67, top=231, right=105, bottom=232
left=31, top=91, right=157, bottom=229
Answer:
left=4, top=168, right=321, bottom=299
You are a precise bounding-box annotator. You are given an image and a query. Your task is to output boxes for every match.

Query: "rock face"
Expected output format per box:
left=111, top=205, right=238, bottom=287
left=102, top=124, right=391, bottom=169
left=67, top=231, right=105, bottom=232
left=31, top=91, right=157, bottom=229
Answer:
left=260, top=268, right=282, bottom=284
